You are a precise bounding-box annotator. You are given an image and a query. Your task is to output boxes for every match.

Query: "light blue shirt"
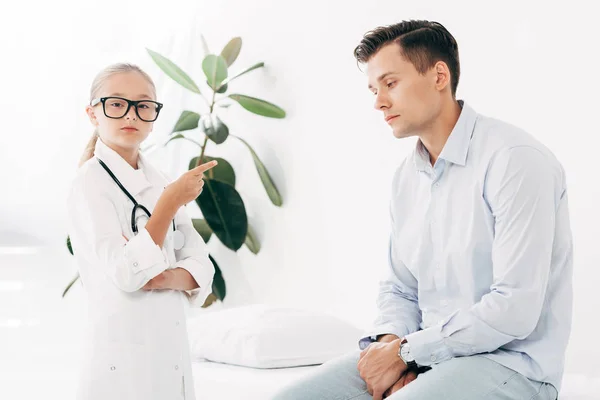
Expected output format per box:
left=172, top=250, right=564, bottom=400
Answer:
left=359, top=101, right=573, bottom=391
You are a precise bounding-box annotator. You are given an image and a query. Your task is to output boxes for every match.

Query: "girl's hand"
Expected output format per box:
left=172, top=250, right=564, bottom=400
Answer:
left=163, top=160, right=217, bottom=208
left=141, top=268, right=199, bottom=291
left=141, top=269, right=174, bottom=291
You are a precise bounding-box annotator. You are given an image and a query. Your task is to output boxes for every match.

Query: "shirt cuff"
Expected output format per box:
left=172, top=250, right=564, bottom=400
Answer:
left=404, top=325, right=453, bottom=366
left=124, top=227, right=168, bottom=278
left=176, top=259, right=215, bottom=307
left=358, top=323, right=410, bottom=350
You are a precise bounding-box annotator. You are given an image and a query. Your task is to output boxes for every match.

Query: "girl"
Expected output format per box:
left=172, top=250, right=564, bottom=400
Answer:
left=67, top=63, right=217, bottom=400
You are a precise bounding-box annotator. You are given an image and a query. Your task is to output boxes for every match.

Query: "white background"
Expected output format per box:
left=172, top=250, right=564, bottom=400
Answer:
left=0, top=0, right=598, bottom=398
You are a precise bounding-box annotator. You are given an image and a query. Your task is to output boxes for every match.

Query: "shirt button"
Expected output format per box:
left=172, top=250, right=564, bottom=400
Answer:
left=175, top=365, right=179, bottom=370
left=431, top=355, right=436, bottom=362
left=176, top=321, right=180, bottom=326
left=434, top=182, right=440, bottom=188
left=133, top=262, right=139, bottom=267
left=110, top=366, right=116, bottom=371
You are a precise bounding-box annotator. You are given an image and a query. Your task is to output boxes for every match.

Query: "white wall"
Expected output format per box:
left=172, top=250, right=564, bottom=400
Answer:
left=1, top=0, right=598, bottom=396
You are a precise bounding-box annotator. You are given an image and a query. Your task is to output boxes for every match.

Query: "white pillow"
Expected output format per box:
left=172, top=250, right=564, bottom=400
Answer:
left=187, top=304, right=363, bottom=368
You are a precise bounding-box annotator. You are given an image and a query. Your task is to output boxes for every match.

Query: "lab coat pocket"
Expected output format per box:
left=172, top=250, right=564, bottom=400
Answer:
left=78, top=341, right=150, bottom=400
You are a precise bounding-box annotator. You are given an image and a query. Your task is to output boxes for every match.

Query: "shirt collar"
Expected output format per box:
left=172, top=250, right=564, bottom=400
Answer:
left=94, top=138, right=152, bottom=196
left=413, top=100, right=478, bottom=171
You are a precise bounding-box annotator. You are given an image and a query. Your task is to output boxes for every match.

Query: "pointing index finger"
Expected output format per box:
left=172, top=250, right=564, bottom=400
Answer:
left=192, top=160, right=218, bottom=175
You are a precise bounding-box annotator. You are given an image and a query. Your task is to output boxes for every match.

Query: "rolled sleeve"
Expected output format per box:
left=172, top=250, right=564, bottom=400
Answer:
left=175, top=255, right=214, bottom=307
left=124, top=227, right=169, bottom=278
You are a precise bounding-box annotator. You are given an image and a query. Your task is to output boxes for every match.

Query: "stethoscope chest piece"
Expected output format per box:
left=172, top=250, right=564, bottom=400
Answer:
left=97, top=158, right=184, bottom=250
left=173, top=229, right=185, bottom=250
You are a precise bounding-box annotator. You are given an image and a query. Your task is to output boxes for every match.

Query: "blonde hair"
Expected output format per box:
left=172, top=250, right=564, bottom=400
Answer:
left=78, top=63, right=157, bottom=167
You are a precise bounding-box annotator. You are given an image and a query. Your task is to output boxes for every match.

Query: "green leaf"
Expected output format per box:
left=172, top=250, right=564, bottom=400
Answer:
left=166, top=134, right=185, bottom=145
left=210, top=255, right=226, bottom=301
left=196, top=179, right=248, bottom=251
left=245, top=224, right=260, bottom=254
left=173, top=111, right=200, bottom=133
left=66, top=235, right=73, bottom=255
left=220, top=62, right=264, bottom=87
left=233, top=136, right=283, bottom=206
left=220, top=37, right=242, bottom=67
left=189, top=156, right=236, bottom=186
left=216, top=83, right=228, bottom=94
left=62, top=273, right=79, bottom=298
left=201, top=115, right=229, bottom=145
left=228, top=94, right=285, bottom=119
left=192, top=219, right=212, bottom=243
left=201, top=293, right=218, bottom=308
left=202, top=55, right=228, bottom=90
left=146, top=48, right=201, bottom=95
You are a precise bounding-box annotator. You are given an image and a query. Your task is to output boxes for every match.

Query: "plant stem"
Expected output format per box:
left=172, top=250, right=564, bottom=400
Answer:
left=196, top=89, right=216, bottom=169
left=197, top=135, right=209, bottom=167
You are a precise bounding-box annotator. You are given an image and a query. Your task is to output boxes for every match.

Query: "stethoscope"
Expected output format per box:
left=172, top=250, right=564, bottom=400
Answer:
left=97, top=158, right=185, bottom=250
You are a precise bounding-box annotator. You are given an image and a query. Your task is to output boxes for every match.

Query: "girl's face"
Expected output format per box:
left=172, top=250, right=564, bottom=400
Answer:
left=86, top=71, right=157, bottom=152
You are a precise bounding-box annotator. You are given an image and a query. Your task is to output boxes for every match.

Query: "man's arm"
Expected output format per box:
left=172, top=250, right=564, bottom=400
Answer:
left=359, top=188, right=422, bottom=349
left=404, top=146, right=562, bottom=366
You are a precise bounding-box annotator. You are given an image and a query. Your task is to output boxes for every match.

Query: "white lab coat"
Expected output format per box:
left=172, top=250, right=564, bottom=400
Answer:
left=66, top=138, right=215, bottom=400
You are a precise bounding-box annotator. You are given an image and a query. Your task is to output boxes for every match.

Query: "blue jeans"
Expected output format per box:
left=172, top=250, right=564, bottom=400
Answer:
left=271, top=351, right=558, bottom=400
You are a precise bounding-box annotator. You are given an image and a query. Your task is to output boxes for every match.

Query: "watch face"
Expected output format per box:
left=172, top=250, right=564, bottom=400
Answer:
left=401, top=344, right=413, bottom=362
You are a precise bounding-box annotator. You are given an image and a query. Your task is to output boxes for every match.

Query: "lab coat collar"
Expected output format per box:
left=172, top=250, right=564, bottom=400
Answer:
left=94, top=138, right=153, bottom=197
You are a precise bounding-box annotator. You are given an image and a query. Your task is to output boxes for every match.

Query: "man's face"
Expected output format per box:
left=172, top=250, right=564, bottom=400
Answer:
left=366, top=43, right=441, bottom=139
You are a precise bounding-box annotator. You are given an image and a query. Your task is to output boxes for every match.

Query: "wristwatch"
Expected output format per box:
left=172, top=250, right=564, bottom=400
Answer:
left=398, top=338, right=417, bottom=368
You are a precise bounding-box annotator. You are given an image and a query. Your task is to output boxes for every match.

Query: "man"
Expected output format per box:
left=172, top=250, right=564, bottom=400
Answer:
left=273, top=20, right=571, bottom=400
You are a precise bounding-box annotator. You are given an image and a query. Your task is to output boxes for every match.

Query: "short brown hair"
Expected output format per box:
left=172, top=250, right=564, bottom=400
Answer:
left=354, top=20, right=460, bottom=96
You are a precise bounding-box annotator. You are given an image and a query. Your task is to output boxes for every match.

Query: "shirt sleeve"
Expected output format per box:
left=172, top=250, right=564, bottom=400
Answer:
left=172, top=206, right=215, bottom=307
left=67, top=176, right=169, bottom=293
left=359, top=176, right=423, bottom=349
left=404, top=146, right=562, bottom=366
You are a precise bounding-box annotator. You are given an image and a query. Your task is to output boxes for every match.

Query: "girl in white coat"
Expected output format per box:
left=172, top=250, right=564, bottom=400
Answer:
left=67, top=63, right=218, bottom=400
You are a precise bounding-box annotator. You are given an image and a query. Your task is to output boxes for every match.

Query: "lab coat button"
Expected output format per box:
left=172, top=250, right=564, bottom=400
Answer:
left=110, top=366, right=116, bottom=371
left=431, top=355, right=436, bottom=362
left=175, top=365, right=179, bottom=370
left=176, top=321, right=180, bottom=326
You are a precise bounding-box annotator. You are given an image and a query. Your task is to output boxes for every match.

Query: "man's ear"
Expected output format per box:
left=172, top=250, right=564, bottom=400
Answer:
left=434, top=61, right=451, bottom=92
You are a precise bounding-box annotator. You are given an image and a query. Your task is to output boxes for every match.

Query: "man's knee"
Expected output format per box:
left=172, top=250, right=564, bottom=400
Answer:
left=271, top=351, right=365, bottom=400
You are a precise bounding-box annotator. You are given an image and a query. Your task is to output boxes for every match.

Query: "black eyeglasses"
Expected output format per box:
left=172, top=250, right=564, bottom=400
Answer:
left=90, top=97, right=164, bottom=122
